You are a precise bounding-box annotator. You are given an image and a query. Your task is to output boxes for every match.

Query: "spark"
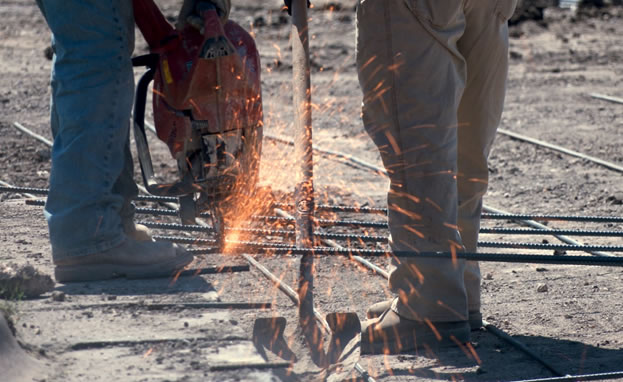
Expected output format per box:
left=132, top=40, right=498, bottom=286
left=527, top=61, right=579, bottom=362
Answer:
left=143, top=347, right=153, bottom=358
left=465, top=342, right=482, bottom=365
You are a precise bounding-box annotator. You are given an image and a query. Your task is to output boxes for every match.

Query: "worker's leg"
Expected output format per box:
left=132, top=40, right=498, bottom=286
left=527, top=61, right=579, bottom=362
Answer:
left=357, top=0, right=467, bottom=323
left=457, top=0, right=516, bottom=322
left=37, top=0, right=136, bottom=260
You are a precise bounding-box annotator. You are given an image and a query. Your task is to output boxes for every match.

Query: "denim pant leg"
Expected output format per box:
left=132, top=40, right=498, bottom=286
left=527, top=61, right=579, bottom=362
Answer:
left=36, top=0, right=136, bottom=261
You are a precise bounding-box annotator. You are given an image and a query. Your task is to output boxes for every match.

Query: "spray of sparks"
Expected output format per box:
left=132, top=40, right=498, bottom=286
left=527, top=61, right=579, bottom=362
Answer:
left=140, top=15, right=491, bottom=378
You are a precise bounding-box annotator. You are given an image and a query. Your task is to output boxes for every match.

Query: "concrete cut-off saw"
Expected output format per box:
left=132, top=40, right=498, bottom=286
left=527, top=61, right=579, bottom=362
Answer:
left=132, top=0, right=263, bottom=235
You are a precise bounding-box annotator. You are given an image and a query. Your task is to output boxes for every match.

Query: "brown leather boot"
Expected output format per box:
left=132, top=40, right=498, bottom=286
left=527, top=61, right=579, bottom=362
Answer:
left=54, top=239, right=193, bottom=283
left=366, top=298, right=483, bottom=330
left=361, top=309, right=470, bottom=355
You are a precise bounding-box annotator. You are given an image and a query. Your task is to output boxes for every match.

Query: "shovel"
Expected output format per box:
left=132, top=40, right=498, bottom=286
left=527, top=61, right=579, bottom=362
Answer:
left=252, top=309, right=361, bottom=381
left=252, top=1, right=361, bottom=378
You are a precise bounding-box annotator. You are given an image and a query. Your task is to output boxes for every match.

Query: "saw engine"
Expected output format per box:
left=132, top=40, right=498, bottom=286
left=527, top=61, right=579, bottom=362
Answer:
left=132, top=0, right=263, bottom=229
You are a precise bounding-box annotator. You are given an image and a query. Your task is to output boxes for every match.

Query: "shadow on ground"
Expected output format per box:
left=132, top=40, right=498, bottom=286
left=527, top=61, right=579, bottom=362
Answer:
left=365, top=330, right=623, bottom=381
left=56, top=275, right=215, bottom=296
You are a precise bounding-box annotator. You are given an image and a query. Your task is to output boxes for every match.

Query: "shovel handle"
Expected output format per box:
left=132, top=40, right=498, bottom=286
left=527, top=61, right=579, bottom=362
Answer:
left=290, top=0, right=322, bottom=365
left=291, top=0, right=314, bottom=249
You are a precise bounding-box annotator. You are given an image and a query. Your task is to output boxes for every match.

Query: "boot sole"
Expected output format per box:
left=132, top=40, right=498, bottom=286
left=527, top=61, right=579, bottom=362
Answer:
left=54, top=252, right=194, bottom=283
left=367, top=304, right=483, bottom=330
left=361, top=321, right=470, bottom=355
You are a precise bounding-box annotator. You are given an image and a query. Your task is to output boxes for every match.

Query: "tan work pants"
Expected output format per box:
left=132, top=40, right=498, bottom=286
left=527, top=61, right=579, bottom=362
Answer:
left=356, top=0, right=517, bottom=322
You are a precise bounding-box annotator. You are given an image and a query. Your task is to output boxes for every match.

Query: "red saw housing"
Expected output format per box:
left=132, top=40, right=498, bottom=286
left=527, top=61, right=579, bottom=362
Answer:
left=132, top=0, right=263, bottom=222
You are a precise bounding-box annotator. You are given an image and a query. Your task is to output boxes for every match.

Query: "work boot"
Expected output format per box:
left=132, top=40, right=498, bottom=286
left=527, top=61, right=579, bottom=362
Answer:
left=54, top=239, right=194, bottom=283
left=125, top=223, right=153, bottom=242
left=366, top=298, right=483, bottom=330
left=361, top=309, right=470, bottom=355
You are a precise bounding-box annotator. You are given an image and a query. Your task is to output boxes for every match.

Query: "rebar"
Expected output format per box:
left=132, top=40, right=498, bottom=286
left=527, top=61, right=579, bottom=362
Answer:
left=142, top=216, right=623, bottom=239
left=154, top=235, right=294, bottom=249
left=498, top=127, right=623, bottom=174
left=264, top=133, right=388, bottom=176
left=9, top=119, right=621, bottom=381
left=0, top=181, right=38, bottom=199
left=483, top=205, right=613, bottom=258
left=273, top=201, right=386, bottom=215
left=480, top=227, right=623, bottom=237
left=3, top=185, right=177, bottom=203
left=9, top=186, right=623, bottom=224
left=185, top=245, right=623, bottom=266
left=139, top=221, right=215, bottom=232
left=21, top=200, right=623, bottom=253
left=257, top=215, right=623, bottom=237
left=261, top=123, right=620, bottom=258
left=478, top=241, right=623, bottom=252
left=258, top=214, right=388, bottom=228
left=481, top=212, right=623, bottom=224
left=511, top=371, right=623, bottom=382
left=156, top=231, right=623, bottom=254
left=590, top=92, right=623, bottom=105
left=483, top=320, right=565, bottom=376
left=13, top=121, right=53, bottom=147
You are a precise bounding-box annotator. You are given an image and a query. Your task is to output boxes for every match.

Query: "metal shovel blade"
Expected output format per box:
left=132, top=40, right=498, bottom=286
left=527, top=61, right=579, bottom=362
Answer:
left=252, top=316, right=297, bottom=364
left=323, top=312, right=362, bottom=382
left=252, top=313, right=361, bottom=381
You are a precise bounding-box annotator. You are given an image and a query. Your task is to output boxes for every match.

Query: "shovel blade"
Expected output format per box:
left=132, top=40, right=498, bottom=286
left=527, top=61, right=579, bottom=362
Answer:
left=252, top=317, right=297, bottom=363
left=324, top=312, right=361, bottom=381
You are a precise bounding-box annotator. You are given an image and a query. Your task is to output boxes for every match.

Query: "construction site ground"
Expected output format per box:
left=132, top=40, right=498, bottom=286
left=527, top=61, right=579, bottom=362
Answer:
left=1, top=0, right=623, bottom=381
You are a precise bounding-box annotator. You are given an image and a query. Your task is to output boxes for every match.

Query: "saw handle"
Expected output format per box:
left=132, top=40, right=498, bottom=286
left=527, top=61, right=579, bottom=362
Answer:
left=132, top=55, right=198, bottom=197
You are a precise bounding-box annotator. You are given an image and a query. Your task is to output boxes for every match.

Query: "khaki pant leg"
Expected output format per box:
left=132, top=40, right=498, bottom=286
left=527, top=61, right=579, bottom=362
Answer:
left=456, top=0, right=516, bottom=313
left=357, top=0, right=468, bottom=322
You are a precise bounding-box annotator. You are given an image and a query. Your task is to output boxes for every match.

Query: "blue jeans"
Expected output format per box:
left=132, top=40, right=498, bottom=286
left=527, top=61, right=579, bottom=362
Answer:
left=36, top=0, right=138, bottom=261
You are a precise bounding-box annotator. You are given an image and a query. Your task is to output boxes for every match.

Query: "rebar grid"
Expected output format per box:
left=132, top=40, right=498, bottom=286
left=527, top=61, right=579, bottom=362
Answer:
left=7, top=117, right=623, bottom=381
left=17, top=198, right=623, bottom=256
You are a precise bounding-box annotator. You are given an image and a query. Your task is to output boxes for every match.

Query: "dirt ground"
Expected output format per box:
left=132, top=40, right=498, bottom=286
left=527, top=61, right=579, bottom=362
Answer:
left=1, top=0, right=623, bottom=381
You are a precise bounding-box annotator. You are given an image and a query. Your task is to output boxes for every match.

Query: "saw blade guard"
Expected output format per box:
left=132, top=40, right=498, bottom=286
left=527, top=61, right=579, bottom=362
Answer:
left=132, top=0, right=263, bottom=206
